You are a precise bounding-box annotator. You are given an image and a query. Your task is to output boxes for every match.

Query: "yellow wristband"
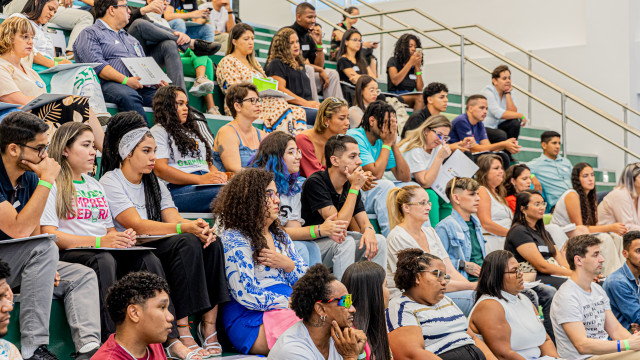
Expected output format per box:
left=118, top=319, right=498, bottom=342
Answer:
left=95, top=237, right=101, bottom=248
left=38, top=180, right=53, bottom=189
left=382, top=144, right=392, bottom=151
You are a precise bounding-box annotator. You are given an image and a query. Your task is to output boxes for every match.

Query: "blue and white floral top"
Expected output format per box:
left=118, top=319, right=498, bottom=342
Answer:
left=222, top=229, right=307, bottom=311
left=0, top=339, right=22, bottom=360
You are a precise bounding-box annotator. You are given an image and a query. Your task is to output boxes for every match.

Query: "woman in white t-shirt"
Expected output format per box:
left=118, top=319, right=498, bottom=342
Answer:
left=386, top=185, right=477, bottom=315
left=151, top=86, right=227, bottom=213
left=98, top=112, right=228, bottom=359
left=40, top=122, right=166, bottom=342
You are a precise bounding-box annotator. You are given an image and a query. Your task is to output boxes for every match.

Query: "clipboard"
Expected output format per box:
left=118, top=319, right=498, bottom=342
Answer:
left=0, top=233, right=56, bottom=245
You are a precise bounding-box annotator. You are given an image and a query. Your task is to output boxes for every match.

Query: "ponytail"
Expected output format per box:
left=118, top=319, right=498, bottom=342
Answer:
left=387, top=185, right=423, bottom=230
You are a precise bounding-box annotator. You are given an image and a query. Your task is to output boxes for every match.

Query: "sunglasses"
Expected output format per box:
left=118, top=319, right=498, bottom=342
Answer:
left=316, top=294, right=352, bottom=309
left=419, top=268, right=451, bottom=283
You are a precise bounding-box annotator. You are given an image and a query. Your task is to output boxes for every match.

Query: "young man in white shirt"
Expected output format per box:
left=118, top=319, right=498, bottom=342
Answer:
left=200, top=0, right=234, bottom=53
left=551, top=234, right=640, bottom=359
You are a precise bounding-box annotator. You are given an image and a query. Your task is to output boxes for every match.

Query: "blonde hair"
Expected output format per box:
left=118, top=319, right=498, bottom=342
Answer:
left=387, top=185, right=424, bottom=229
left=0, top=17, right=35, bottom=55
left=398, top=114, right=451, bottom=153
left=49, top=122, right=93, bottom=219
left=313, top=97, right=348, bottom=134
left=227, top=23, right=265, bottom=76
left=267, top=27, right=305, bottom=71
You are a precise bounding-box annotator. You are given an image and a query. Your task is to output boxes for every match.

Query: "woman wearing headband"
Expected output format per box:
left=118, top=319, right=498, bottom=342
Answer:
left=99, top=112, right=229, bottom=359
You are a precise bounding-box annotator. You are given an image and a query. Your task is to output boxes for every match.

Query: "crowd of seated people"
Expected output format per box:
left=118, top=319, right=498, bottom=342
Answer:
left=3, top=1, right=640, bottom=359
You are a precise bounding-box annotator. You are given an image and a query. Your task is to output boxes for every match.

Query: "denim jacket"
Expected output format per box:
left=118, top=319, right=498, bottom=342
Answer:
left=435, top=209, right=486, bottom=279
left=603, top=262, right=640, bottom=329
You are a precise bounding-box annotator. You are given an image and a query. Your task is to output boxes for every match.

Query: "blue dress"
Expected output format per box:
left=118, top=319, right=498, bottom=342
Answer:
left=212, top=124, right=262, bottom=172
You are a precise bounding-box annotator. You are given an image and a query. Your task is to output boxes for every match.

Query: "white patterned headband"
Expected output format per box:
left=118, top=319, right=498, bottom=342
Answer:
left=118, top=128, right=151, bottom=160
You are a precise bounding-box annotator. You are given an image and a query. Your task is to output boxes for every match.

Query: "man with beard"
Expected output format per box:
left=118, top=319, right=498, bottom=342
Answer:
left=604, top=231, right=640, bottom=331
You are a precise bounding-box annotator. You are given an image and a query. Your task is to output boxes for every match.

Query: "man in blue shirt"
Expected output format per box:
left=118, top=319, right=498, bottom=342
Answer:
left=526, top=130, right=572, bottom=209
left=603, top=231, right=640, bottom=330
left=481, top=65, right=528, bottom=143
left=346, top=100, right=416, bottom=236
left=450, top=94, right=520, bottom=167
left=74, top=0, right=168, bottom=119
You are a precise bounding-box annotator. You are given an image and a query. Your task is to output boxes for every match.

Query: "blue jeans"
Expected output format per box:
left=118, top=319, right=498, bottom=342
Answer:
left=293, top=241, right=322, bottom=267
left=167, top=173, right=222, bottom=213
left=168, top=19, right=215, bottom=43
left=101, top=81, right=156, bottom=120
left=447, top=290, right=475, bottom=317
left=362, top=180, right=420, bottom=236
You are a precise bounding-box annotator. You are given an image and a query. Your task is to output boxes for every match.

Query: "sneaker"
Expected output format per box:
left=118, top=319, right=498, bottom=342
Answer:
left=72, top=347, right=99, bottom=360
left=24, top=346, right=59, bottom=360
left=189, top=76, right=215, bottom=97
left=192, top=40, right=221, bottom=57
left=207, top=106, right=222, bottom=115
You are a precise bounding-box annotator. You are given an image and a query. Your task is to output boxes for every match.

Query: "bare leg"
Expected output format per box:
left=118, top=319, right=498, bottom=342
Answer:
left=166, top=337, right=203, bottom=360
left=248, top=324, right=269, bottom=355
left=401, top=94, right=425, bottom=111
left=199, top=306, right=221, bottom=355
left=177, top=317, right=209, bottom=357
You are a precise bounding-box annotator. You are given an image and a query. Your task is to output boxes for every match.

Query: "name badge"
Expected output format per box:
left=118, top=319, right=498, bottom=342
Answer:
left=538, top=245, right=549, bottom=253
left=301, top=44, right=310, bottom=51
left=409, top=74, right=417, bottom=80
left=352, top=65, right=360, bottom=72
left=134, top=44, right=142, bottom=57
left=35, top=81, right=45, bottom=88
left=183, top=3, right=193, bottom=9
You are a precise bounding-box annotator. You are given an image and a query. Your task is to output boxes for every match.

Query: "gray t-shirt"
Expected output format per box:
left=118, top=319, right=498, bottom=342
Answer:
left=99, top=169, right=176, bottom=231
left=279, top=192, right=304, bottom=226
left=551, top=279, right=611, bottom=360
left=268, top=321, right=342, bottom=360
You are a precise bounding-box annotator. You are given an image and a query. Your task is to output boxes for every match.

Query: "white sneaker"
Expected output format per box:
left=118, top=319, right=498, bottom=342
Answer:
left=189, top=76, right=215, bottom=97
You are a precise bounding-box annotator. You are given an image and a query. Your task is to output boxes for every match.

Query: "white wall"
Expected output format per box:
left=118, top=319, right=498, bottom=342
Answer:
left=239, top=0, right=639, bottom=171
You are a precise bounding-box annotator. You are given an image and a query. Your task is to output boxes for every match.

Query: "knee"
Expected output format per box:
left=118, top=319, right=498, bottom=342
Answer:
left=159, top=40, right=179, bottom=52
left=36, top=239, right=60, bottom=263
left=77, top=10, right=94, bottom=26
left=339, top=236, right=356, bottom=253
left=326, top=69, right=339, bottom=81
left=173, top=233, right=204, bottom=254
left=92, top=252, right=117, bottom=268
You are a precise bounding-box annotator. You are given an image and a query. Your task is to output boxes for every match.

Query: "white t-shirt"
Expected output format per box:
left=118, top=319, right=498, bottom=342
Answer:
left=99, top=169, right=176, bottom=231
left=279, top=192, right=304, bottom=226
left=150, top=124, right=210, bottom=177
left=551, top=279, right=611, bottom=360
left=550, top=189, right=576, bottom=228
left=41, top=174, right=114, bottom=237
left=10, top=14, right=55, bottom=60
left=268, top=321, right=341, bottom=360
left=401, top=144, right=441, bottom=177
left=386, top=225, right=449, bottom=298
left=200, top=4, right=234, bottom=33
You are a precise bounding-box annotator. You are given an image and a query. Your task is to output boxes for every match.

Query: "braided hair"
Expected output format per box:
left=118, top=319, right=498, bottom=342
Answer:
left=392, top=33, right=423, bottom=69
left=571, top=162, right=598, bottom=226
left=100, top=111, right=163, bottom=222
left=360, top=100, right=395, bottom=133
left=152, top=86, right=212, bottom=165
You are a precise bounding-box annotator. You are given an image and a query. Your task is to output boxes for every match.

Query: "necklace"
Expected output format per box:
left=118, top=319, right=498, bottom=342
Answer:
left=117, top=341, right=150, bottom=360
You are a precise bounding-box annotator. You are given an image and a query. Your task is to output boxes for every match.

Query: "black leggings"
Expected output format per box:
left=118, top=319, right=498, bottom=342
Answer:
left=438, top=344, right=486, bottom=360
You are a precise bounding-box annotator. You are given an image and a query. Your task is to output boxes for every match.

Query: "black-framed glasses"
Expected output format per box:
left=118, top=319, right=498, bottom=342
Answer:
left=111, top=3, right=128, bottom=8
left=419, top=268, right=451, bottom=283
left=505, top=266, right=524, bottom=278
left=431, top=130, right=451, bottom=143
left=265, top=189, right=280, bottom=201
left=19, top=143, right=48, bottom=158
left=239, top=97, right=262, bottom=105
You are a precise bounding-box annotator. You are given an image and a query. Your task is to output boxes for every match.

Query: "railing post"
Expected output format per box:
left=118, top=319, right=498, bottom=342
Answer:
left=624, top=107, right=629, bottom=165
left=527, top=54, right=532, bottom=125
left=460, top=34, right=465, bottom=114
left=561, top=92, right=567, bottom=157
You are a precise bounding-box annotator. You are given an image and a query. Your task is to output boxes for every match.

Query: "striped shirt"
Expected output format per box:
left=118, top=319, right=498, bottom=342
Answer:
left=386, top=295, right=475, bottom=355
left=73, top=19, right=145, bottom=77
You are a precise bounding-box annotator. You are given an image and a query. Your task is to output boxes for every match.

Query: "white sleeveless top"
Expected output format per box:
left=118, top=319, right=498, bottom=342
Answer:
left=471, top=291, right=546, bottom=359
left=550, top=189, right=576, bottom=228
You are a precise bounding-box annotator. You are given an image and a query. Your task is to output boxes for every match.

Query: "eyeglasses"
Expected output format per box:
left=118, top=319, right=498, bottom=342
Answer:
left=367, top=88, right=382, bottom=95
left=316, top=294, right=352, bottom=309
left=19, top=33, right=34, bottom=42
left=265, top=189, right=280, bottom=201
left=419, top=268, right=451, bottom=283
left=286, top=149, right=302, bottom=157
left=238, top=97, right=262, bottom=105
left=431, top=130, right=450, bottom=143
left=111, top=3, right=128, bottom=8
left=406, top=201, right=430, bottom=207
left=505, top=266, right=524, bottom=278
left=531, top=201, right=547, bottom=208
left=19, top=143, right=48, bottom=158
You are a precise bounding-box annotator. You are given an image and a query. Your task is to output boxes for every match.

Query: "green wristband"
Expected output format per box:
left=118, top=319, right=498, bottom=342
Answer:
left=382, top=144, right=392, bottom=151
left=38, top=180, right=53, bottom=189
left=624, top=339, right=630, bottom=351
left=316, top=44, right=323, bottom=49
left=530, top=174, right=536, bottom=179
left=176, top=223, right=182, bottom=234
left=520, top=115, right=525, bottom=120
left=122, top=76, right=129, bottom=85
left=348, top=189, right=359, bottom=195
left=95, top=237, right=101, bottom=248
left=310, top=225, right=317, bottom=239
left=415, top=71, right=422, bottom=76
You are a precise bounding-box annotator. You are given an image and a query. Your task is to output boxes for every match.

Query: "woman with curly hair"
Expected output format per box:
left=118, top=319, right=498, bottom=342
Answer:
left=269, top=264, right=367, bottom=359
left=265, top=26, right=320, bottom=122
left=386, top=249, right=493, bottom=360
left=249, top=131, right=348, bottom=267
left=217, top=23, right=308, bottom=133
left=386, top=33, right=425, bottom=111
left=150, top=86, right=227, bottom=213
left=212, top=167, right=307, bottom=355
left=342, top=261, right=390, bottom=360
left=476, top=154, right=513, bottom=253
left=99, top=111, right=229, bottom=359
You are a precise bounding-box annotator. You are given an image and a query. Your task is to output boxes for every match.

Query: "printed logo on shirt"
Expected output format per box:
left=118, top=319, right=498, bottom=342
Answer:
left=177, top=158, right=208, bottom=167
left=70, top=189, right=110, bottom=223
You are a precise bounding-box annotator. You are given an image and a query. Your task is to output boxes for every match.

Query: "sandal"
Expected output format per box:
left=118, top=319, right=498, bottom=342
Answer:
left=197, top=322, right=222, bottom=357
left=180, top=334, right=210, bottom=358
left=164, top=339, right=201, bottom=360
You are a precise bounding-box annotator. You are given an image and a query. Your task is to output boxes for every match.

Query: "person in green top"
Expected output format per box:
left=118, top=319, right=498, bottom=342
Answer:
left=435, top=177, right=487, bottom=281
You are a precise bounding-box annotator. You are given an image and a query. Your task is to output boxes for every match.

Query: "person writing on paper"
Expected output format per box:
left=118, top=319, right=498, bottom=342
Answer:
left=99, top=112, right=229, bottom=359
left=40, top=122, right=167, bottom=342
left=0, top=112, right=103, bottom=360
left=0, top=17, right=105, bottom=151
left=73, top=0, right=167, bottom=120
left=151, top=86, right=226, bottom=213
left=212, top=83, right=266, bottom=174
left=212, top=168, right=307, bottom=355
left=265, top=27, right=320, bottom=123
left=216, top=23, right=307, bottom=133
left=387, top=33, right=425, bottom=111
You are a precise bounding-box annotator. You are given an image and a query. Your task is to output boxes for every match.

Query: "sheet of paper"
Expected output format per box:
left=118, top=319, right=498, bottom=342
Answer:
left=39, top=63, right=101, bottom=74
left=21, top=94, right=76, bottom=112
left=259, top=89, right=294, bottom=100
left=430, top=149, right=480, bottom=203
left=524, top=280, right=541, bottom=289
left=0, top=233, right=56, bottom=245
left=121, top=57, right=172, bottom=86
left=65, top=246, right=156, bottom=251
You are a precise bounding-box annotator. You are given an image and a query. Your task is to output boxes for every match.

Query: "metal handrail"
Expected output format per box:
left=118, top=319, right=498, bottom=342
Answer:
left=289, top=0, right=638, bottom=162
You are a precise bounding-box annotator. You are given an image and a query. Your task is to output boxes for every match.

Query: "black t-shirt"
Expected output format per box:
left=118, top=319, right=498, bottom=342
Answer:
left=400, top=107, right=431, bottom=138
left=336, top=57, right=364, bottom=83
left=0, top=156, right=39, bottom=241
left=505, top=223, right=556, bottom=264
left=290, top=22, right=317, bottom=64
left=169, top=0, right=198, bottom=13
left=265, top=58, right=313, bottom=101
left=301, top=170, right=365, bottom=226
left=386, top=56, right=416, bottom=92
